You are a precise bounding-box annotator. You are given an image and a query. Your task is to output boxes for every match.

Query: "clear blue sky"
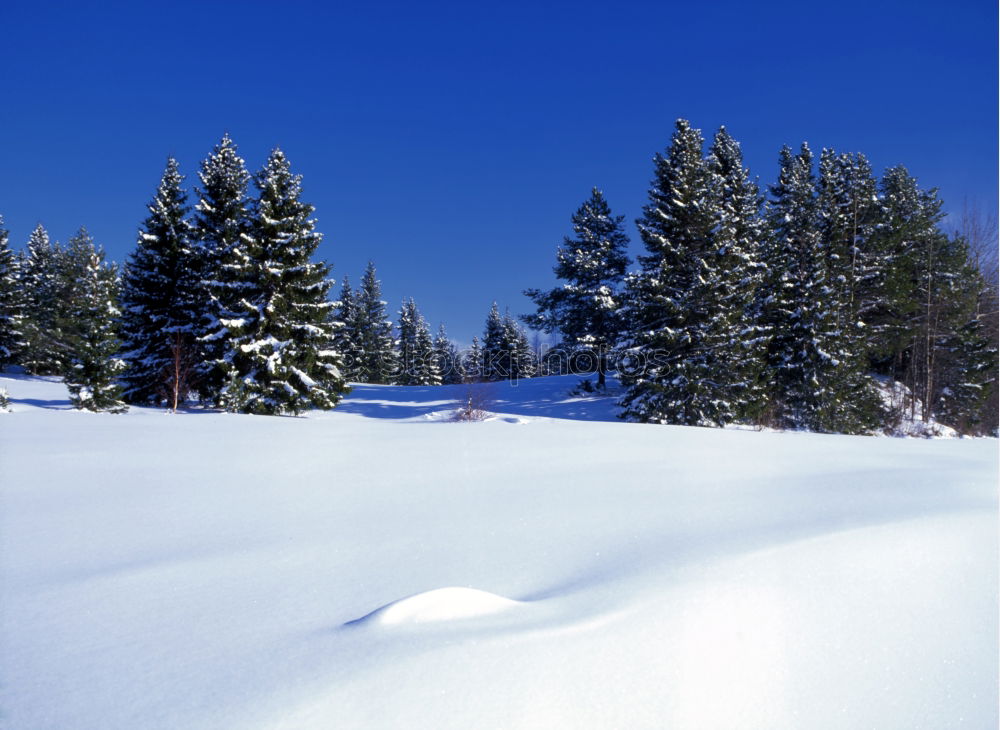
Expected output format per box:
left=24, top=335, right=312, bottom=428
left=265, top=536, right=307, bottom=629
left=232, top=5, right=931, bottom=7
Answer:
left=2, top=0, right=996, bottom=344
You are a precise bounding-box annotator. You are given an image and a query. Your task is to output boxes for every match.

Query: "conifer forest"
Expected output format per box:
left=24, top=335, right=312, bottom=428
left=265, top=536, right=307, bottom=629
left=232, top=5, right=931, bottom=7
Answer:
left=0, top=122, right=995, bottom=434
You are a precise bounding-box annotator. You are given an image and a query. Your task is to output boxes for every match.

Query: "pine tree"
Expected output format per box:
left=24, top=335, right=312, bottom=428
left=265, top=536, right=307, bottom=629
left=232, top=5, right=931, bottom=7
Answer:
left=465, top=336, right=483, bottom=382
left=60, top=240, right=127, bottom=413
left=433, top=324, right=464, bottom=384
left=194, top=134, right=254, bottom=403
left=482, top=302, right=508, bottom=381
left=351, top=262, right=398, bottom=384
left=523, top=188, right=629, bottom=388
left=396, top=298, right=441, bottom=385
left=119, top=158, right=203, bottom=405
left=810, top=148, right=883, bottom=432
left=0, top=216, right=24, bottom=369
left=620, top=119, right=737, bottom=426
left=19, top=224, right=65, bottom=374
left=333, top=276, right=362, bottom=381
left=503, top=310, right=536, bottom=380
left=705, top=126, right=769, bottom=421
left=218, top=148, right=348, bottom=414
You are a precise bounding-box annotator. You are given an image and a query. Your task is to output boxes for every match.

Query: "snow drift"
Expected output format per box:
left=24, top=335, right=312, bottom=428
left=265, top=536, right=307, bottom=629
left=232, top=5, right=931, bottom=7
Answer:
left=0, top=373, right=996, bottom=729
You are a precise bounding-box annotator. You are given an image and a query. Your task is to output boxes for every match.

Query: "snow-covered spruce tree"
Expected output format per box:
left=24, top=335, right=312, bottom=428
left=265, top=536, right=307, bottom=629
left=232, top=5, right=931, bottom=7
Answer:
left=934, top=264, right=998, bottom=435
left=19, top=224, right=66, bottom=374
left=704, top=126, right=769, bottom=422
left=333, top=276, right=362, bottom=382
left=433, top=324, right=464, bottom=384
left=523, top=188, right=629, bottom=388
left=0, top=216, right=24, bottom=369
left=351, top=262, right=398, bottom=384
left=481, top=302, right=507, bottom=380
left=465, top=335, right=483, bottom=381
left=59, top=239, right=127, bottom=413
left=865, top=165, right=931, bottom=375
left=760, top=144, right=881, bottom=433
left=810, top=148, right=884, bottom=431
left=193, top=134, right=254, bottom=403
left=503, top=310, right=536, bottom=380
left=119, top=158, right=203, bottom=406
left=621, top=118, right=747, bottom=426
left=396, top=298, right=441, bottom=385
left=217, top=148, right=348, bottom=415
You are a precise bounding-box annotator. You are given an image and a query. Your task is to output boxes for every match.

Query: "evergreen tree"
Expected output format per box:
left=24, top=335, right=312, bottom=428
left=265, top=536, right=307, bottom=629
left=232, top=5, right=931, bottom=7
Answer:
left=465, top=336, right=483, bottom=382
left=0, top=216, right=24, bottom=369
left=218, top=148, right=348, bottom=414
left=396, top=298, right=441, bottom=386
left=333, top=276, right=362, bottom=382
left=60, top=240, right=127, bottom=413
left=352, top=262, right=398, bottom=384
left=194, top=134, right=254, bottom=402
left=705, top=126, right=769, bottom=421
left=523, top=188, right=629, bottom=388
left=620, top=119, right=738, bottom=426
left=481, top=302, right=507, bottom=380
left=19, top=224, right=65, bottom=374
left=503, top=310, right=536, bottom=380
left=119, top=158, right=203, bottom=405
left=433, top=324, right=464, bottom=384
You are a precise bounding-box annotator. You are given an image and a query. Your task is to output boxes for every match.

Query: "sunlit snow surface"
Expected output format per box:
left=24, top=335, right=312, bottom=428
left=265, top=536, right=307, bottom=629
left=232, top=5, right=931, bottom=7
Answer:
left=0, top=373, right=996, bottom=729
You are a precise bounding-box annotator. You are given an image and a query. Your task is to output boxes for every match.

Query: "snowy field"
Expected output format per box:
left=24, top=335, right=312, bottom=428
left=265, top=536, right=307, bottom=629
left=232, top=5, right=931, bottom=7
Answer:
left=0, top=373, right=996, bottom=729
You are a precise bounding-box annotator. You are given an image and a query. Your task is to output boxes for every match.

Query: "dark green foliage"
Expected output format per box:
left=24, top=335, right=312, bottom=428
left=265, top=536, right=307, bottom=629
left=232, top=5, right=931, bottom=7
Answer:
left=194, top=134, right=253, bottom=402
left=0, top=216, right=23, bottom=369
left=60, top=239, right=127, bottom=413
left=333, top=276, right=361, bottom=382
left=621, top=119, right=754, bottom=426
left=433, top=324, right=464, bottom=385
left=705, top=127, right=769, bottom=422
left=19, top=224, right=66, bottom=374
left=397, top=298, right=441, bottom=385
left=119, top=158, right=202, bottom=405
left=349, top=262, right=398, bottom=384
left=523, top=188, right=629, bottom=388
left=482, top=302, right=534, bottom=381
left=218, top=148, right=348, bottom=414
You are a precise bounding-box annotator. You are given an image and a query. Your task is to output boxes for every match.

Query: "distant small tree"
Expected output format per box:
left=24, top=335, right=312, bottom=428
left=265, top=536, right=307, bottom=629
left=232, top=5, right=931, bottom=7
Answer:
left=0, top=215, right=24, bottom=369
left=352, top=262, right=397, bottom=384
left=433, top=324, right=464, bottom=384
left=523, top=188, right=629, bottom=388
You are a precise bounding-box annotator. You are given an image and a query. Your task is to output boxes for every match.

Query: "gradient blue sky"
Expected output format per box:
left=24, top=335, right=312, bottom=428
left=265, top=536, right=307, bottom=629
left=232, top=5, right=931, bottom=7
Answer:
left=2, top=0, right=996, bottom=343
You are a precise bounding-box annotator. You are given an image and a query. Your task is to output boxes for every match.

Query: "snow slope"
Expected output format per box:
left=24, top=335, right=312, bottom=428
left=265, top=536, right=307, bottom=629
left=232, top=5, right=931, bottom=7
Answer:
left=0, top=374, right=996, bottom=729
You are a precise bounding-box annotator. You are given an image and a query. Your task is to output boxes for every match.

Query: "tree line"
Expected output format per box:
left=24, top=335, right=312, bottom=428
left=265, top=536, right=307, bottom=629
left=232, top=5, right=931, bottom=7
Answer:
left=523, top=120, right=997, bottom=435
left=0, top=134, right=545, bottom=414
left=0, top=123, right=995, bottom=433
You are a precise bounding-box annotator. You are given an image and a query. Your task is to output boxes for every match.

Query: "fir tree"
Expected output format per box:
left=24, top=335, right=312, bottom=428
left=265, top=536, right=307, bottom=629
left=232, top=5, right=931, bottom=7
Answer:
left=218, top=148, right=348, bottom=414
left=503, top=310, right=536, bottom=380
left=481, top=302, right=508, bottom=380
left=119, top=158, right=202, bottom=405
left=396, top=298, right=441, bottom=386
left=0, top=216, right=24, bottom=369
left=433, top=324, right=464, bottom=384
left=60, top=240, right=127, bottom=413
left=351, top=262, right=397, bottom=384
left=465, top=336, right=483, bottom=382
left=523, top=188, right=629, bottom=388
left=19, top=224, right=65, bottom=374
left=620, top=119, right=734, bottom=426
left=194, top=134, right=254, bottom=403
left=705, top=126, right=769, bottom=422
left=333, top=276, right=361, bottom=381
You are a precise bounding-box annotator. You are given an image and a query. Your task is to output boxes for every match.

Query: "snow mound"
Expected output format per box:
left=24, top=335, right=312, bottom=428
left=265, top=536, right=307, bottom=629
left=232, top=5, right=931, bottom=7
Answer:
left=350, top=587, right=523, bottom=626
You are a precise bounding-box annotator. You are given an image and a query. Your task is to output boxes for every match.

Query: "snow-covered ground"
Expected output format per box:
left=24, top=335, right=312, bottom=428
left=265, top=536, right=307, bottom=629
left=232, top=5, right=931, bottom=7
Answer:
left=1, top=373, right=996, bottom=729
